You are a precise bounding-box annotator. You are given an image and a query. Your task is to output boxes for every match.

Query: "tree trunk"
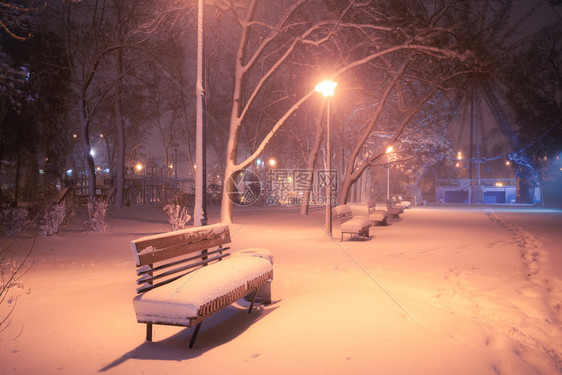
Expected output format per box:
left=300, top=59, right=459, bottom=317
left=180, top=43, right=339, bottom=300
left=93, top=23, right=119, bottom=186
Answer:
left=113, top=0, right=126, bottom=208
left=79, top=99, right=96, bottom=203
left=114, top=50, right=125, bottom=208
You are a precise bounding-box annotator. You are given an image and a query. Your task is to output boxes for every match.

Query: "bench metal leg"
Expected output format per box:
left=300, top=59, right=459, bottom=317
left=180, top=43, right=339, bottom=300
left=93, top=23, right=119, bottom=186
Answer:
left=146, top=323, right=153, bottom=342
left=248, top=285, right=262, bottom=314
left=189, top=323, right=202, bottom=349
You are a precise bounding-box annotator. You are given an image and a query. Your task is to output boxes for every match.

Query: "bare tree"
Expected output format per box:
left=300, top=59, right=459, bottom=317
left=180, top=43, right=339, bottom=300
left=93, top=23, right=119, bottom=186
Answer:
left=213, top=0, right=474, bottom=222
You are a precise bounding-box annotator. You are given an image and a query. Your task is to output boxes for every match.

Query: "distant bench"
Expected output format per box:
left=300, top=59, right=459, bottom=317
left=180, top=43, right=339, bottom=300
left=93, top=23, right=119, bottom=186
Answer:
left=334, top=205, right=371, bottom=241
left=130, top=223, right=273, bottom=348
left=388, top=196, right=411, bottom=216
left=349, top=201, right=390, bottom=226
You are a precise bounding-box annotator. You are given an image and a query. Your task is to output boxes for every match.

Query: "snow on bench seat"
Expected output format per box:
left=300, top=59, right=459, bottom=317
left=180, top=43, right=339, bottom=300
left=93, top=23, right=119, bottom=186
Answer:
left=133, top=255, right=273, bottom=326
left=350, top=202, right=389, bottom=226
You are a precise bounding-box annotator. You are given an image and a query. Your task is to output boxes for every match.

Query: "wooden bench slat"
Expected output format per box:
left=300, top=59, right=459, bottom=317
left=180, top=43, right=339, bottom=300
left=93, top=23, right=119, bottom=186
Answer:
left=131, top=224, right=231, bottom=266
left=133, top=225, right=231, bottom=251
left=136, top=253, right=231, bottom=285
left=136, top=247, right=230, bottom=276
left=136, top=269, right=197, bottom=294
left=135, top=236, right=229, bottom=266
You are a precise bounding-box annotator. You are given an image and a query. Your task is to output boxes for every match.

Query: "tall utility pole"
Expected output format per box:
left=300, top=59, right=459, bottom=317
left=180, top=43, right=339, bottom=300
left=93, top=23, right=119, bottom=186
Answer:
left=194, top=0, right=207, bottom=226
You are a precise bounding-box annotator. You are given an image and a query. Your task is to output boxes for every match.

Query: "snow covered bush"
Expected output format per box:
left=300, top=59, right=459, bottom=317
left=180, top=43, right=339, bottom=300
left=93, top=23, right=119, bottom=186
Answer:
left=0, top=209, right=29, bottom=236
left=86, top=199, right=108, bottom=233
left=37, top=202, right=66, bottom=236
left=0, top=244, right=32, bottom=333
left=163, top=204, right=191, bottom=231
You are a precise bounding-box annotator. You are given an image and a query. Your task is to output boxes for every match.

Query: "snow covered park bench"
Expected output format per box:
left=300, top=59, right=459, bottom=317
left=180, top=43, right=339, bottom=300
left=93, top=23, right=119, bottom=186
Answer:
left=386, top=197, right=407, bottom=218
left=348, top=201, right=390, bottom=226
left=334, top=205, right=371, bottom=241
left=130, top=224, right=274, bottom=348
left=395, top=196, right=411, bottom=209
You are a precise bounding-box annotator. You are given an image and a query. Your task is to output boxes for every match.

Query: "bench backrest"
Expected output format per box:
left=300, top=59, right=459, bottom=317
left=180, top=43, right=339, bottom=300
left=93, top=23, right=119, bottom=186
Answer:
left=131, top=223, right=231, bottom=294
left=334, top=205, right=353, bottom=224
left=367, top=200, right=377, bottom=214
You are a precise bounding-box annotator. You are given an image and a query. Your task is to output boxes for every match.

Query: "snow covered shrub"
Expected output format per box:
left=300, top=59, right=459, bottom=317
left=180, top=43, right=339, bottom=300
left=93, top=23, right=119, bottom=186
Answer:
left=0, top=209, right=29, bottom=236
left=163, top=204, right=191, bottom=231
left=37, top=202, right=66, bottom=236
left=0, top=244, right=32, bottom=333
left=86, top=199, right=108, bottom=233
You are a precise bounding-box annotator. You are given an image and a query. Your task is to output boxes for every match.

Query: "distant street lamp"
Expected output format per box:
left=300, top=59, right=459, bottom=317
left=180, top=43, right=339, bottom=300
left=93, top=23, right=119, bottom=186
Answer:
left=315, top=80, right=337, bottom=236
left=172, top=143, right=179, bottom=195
left=386, top=146, right=393, bottom=201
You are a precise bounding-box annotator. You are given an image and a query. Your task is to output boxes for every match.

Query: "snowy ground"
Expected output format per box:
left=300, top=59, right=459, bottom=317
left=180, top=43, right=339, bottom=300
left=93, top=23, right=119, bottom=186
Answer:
left=1, top=203, right=561, bottom=374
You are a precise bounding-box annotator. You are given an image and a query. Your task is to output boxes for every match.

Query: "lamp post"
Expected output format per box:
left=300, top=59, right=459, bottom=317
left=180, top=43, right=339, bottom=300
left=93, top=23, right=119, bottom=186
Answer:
left=386, top=146, right=393, bottom=202
left=172, top=143, right=179, bottom=195
left=194, top=0, right=207, bottom=226
left=315, top=80, right=337, bottom=236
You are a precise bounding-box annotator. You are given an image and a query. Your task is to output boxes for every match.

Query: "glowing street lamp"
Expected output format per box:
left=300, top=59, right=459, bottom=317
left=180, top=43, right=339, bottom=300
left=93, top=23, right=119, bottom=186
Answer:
left=268, top=158, right=276, bottom=167
left=315, top=79, right=337, bottom=236
left=315, top=80, right=337, bottom=97
left=386, top=146, right=394, bottom=201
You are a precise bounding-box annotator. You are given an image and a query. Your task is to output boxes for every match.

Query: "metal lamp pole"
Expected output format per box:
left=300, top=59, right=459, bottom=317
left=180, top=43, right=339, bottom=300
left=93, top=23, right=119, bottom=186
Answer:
left=386, top=146, right=393, bottom=202
left=194, top=0, right=207, bottom=226
left=315, top=80, right=337, bottom=236
left=173, top=144, right=178, bottom=195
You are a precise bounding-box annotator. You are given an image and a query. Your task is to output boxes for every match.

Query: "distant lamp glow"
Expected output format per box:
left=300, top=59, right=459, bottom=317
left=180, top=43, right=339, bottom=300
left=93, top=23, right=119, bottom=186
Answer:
left=314, top=80, right=337, bottom=97
left=456, top=162, right=460, bottom=168
left=99, top=133, right=104, bottom=138
left=268, top=159, right=276, bottom=167
left=90, top=149, right=95, bottom=157
left=457, top=152, right=462, bottom=160
left=506, top=160, right=511, bottom=166
left=73, top=134, right=77, bottom=138
left=495, top=182, right=503, bottom=187
left=136, top=163, right=143, bottom=172
left=386, top=146, right=394, bottom=154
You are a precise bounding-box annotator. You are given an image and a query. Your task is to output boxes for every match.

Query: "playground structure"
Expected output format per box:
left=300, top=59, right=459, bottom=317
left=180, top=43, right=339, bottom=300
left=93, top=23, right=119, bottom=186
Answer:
left=436, top=80, right=542, bottom=205
left=435, top=178, right=517, bottom=204
left=58, top=170, right=195, bottom=206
